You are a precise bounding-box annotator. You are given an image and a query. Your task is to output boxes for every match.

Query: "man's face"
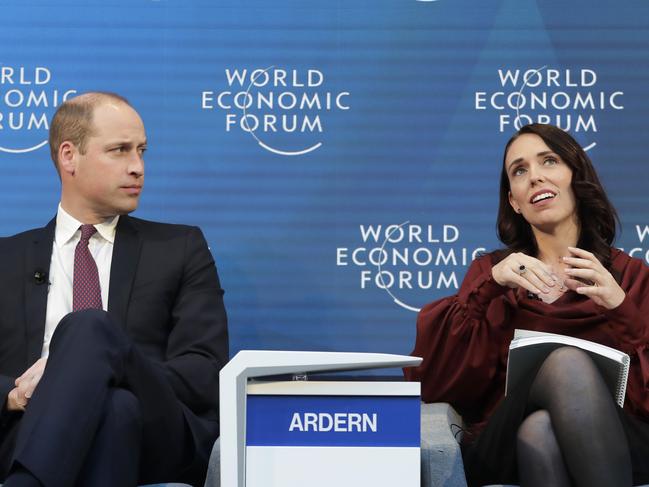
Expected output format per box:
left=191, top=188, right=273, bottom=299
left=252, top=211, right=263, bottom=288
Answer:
left=67, top=102, right=146, bottom=220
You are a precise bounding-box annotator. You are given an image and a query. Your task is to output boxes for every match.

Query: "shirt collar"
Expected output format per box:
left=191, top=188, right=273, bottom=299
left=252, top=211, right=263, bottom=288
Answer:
left=55, top=204, right=120, bottom=246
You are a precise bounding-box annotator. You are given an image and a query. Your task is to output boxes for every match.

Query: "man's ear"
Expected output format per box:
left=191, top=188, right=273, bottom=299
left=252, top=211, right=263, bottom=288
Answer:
left=508, top=190, right=520, bottom=214
left=58, top=141, right=77, bottom=176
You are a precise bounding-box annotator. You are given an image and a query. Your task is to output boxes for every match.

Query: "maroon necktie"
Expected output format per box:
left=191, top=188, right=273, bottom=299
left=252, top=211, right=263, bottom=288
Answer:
left=72, top=224, right=103, bottom=311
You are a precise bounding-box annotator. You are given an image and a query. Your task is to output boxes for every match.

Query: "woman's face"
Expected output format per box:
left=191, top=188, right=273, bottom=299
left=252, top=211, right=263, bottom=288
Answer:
left=505, top=133, right=578, bottom=232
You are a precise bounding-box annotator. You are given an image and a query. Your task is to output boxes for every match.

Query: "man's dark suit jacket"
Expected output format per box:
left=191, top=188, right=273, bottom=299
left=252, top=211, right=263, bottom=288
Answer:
left=0, top=215, right=229, bottom=482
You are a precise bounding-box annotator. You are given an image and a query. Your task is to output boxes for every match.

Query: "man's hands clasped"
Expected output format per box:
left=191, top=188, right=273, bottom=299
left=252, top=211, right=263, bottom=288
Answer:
left=6, top=357, right=47, bottom=412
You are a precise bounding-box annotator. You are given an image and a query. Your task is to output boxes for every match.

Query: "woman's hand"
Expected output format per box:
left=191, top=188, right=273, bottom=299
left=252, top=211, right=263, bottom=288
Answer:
left=492, top=252, right=560, bottom=297
left=563, top=246, right=625, bottom=309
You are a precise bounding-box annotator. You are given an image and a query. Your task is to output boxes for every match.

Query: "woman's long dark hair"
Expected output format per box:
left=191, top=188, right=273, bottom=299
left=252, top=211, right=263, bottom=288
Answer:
left=496, top=123, right=619, bottom=270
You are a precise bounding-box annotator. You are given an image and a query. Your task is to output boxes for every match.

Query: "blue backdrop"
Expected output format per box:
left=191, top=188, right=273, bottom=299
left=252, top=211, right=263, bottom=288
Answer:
left=1, top=0, right=648, bottom=361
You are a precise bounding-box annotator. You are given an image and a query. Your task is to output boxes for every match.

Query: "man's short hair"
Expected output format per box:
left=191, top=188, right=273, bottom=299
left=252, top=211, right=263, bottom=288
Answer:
left=48, top=92, right=132, bottom=171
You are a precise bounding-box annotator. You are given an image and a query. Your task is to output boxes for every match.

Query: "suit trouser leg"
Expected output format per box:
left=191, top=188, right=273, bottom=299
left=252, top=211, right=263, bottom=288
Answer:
left=0, top=413, right=22, bottom=479
left=73, top=388, right=142, bottom=487
left=6, top=309, right=191, bottom=487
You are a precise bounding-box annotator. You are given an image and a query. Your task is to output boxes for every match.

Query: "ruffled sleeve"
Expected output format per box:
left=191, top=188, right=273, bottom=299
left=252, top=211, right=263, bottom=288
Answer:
left=602, top=254, right=649, bottom=352
left=404, top=254, right=513, bottom=420
left=606, top=252, right=649, bottom=420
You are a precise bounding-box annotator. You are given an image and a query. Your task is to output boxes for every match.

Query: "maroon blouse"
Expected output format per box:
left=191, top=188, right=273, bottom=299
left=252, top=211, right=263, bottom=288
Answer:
left=405, top=249, right=649, bottom=431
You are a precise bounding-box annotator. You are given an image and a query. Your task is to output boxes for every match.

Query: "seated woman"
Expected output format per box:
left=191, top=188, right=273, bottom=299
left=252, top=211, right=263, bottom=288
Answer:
left=405, top=123, right=649, bottom=487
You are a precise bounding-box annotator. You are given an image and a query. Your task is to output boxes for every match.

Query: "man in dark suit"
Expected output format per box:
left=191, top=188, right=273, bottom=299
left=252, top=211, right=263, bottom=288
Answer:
left=0, top=92, right=228, bottom=487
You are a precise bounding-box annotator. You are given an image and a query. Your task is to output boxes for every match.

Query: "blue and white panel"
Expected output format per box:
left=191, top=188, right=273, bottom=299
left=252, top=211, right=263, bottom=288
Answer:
left=245, top=382, right=420, bottom=487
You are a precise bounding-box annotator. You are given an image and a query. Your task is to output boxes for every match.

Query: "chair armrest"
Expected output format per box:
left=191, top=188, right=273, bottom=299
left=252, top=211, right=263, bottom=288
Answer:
left=420, top=402, right=468, bottom=487
left=204, top=437, right=221, bottom=487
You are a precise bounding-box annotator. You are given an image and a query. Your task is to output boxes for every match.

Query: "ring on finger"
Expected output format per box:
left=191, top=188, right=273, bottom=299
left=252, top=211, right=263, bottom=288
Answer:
left=518, top=264, right=527, bottom=276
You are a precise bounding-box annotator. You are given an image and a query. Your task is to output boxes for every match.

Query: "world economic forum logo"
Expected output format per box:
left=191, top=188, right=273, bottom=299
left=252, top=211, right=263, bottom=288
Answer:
left=336, top=221, right=486, bottom=312
left=475, top=66, right=625, bottom=151
left=0, top=65, right=77, bottom=154
left=202, top=66, right=350, bottom=156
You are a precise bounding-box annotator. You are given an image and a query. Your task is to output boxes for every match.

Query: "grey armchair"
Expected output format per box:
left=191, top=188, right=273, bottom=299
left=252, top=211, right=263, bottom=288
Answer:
left=420, top=402, right=649, bottom=487
left=420, top=402, right=470, bottom=487
left=420, top=402, right=517, bottom=487
left=203, top=437, right=221, bottom=487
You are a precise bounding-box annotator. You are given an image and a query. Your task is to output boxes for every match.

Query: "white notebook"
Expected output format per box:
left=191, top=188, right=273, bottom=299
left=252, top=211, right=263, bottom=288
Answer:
left=506, top=329, right=630, bottom=408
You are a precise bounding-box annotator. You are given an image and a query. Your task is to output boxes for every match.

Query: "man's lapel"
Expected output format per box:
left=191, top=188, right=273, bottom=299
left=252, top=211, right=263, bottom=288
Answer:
left=25, top=219, right=56, bottom=363
left=108, top=215, right=142, bottom=329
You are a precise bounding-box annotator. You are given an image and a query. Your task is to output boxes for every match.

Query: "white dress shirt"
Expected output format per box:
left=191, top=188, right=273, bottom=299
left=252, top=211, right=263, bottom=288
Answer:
left=41, top=204, right=119, bottom=358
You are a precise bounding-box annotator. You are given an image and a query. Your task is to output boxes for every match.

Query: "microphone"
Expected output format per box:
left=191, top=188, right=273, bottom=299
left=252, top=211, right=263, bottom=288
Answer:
left=33, top=269, right=48, bottom=285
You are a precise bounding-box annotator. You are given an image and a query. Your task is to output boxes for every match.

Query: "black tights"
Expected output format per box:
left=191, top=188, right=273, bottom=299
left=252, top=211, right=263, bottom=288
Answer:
left=516, top=346, right=632, bottom=487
